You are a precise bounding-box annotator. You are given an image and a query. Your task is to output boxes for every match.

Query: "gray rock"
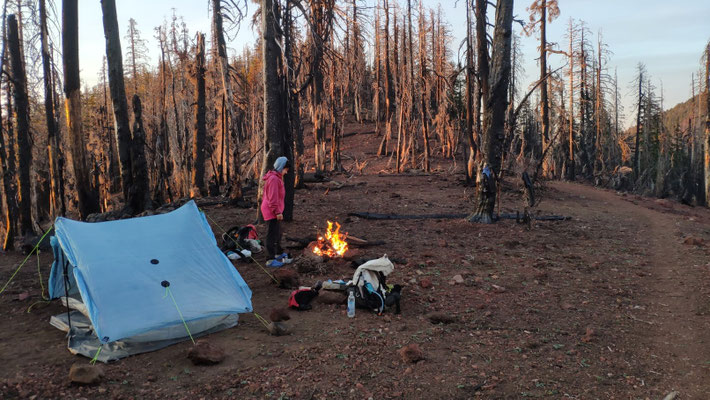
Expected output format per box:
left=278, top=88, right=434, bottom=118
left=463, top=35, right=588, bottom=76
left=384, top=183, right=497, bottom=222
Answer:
left=69, top=363, right=104, bottom=385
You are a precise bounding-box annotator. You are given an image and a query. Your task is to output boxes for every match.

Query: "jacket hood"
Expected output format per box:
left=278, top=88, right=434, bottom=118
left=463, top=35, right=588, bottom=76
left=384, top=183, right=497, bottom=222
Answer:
left=263, top=170, right=282, bottom=181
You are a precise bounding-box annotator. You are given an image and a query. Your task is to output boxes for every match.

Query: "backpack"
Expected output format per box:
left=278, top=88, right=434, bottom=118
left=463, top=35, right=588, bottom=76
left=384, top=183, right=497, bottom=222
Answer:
left=288, top=288, right=319, bottom=311
left=222, top=225, right=258, bottom=252
left=351, top=256, right=394, bottom=314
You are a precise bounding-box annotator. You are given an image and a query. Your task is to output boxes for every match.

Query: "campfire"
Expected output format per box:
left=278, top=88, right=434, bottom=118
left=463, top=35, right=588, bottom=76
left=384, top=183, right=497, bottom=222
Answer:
left=312, top=221, right=349, bottom=258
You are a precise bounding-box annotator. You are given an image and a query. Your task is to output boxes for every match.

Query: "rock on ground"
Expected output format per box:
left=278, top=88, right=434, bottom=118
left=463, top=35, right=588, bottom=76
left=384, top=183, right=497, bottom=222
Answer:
left=269, top=307, right=291, bottom=322
left=268, top=321, right=290, bottom=336
left=273, top=268, right=299, bottom=289
left=69, top=364, right=104, bottom=385
left=426, top=312, right=457, bottom=325
left=399, top=343, right=425, bottom=363
left=187, top=340, right=226, bottom=365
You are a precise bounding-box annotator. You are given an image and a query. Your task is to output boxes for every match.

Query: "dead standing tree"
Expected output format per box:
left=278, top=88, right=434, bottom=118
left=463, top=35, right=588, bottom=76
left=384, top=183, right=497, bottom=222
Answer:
left=211, top=0, right=242, bottom=198
left=704, top=42, right=709, bottom=206
left=377, top=0, right=396, bottom=157
left=259, top=0, right=296, bottom=220
left=101, top=0, right=149, bottom=213
left=525, top=0, right=559, bottom=177
left=64, top=0, right=99, bottom=219
left=40, top=0, right=65, bottom=218
left=7, top=14, right=32, bottom=236
left=191, top=32, right=207, bottom=197
left=468, top=0, right=515, bottom=224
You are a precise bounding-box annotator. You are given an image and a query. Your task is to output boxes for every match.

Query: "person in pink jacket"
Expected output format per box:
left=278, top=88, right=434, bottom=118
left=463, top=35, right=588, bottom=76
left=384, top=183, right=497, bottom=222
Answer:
left=261, top=156, right=292, bottom=267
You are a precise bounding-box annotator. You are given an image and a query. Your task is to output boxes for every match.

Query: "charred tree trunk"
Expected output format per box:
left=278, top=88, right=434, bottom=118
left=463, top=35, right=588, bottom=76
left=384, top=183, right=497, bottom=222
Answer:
left=191, top=33, right=207, bottom=196
left=101, top=0, right=135, bottom=210
left=566, top=19, right=575, bottom=181
left=284, top=1, right=303, bottom=196
left=7, top=14, right=32, bottom=235
left=130, top=94, right=150, bottom=212
left=211, top=0, right=241, bottom=198
left=65, top=0, right=100, bottom=219
left=2, top=61, right=17, bottom=249
left=260, top=0, right=292, bottom=220
left=539, top=0, right=550, bottom=176
left=704, top=44, right=709, bottom=206
left=419, top=1, right=430, bottom=172
left=465, top=0, right=477, bottom=182
left=634, top=69, right=643, bottom=180
left=0, top=108, right=13, bottom=249
left=40, top=0, right=65, bottom=218
left=378, top=0, right=395, bottom=157
left=468, top=0, right=514, bottom=224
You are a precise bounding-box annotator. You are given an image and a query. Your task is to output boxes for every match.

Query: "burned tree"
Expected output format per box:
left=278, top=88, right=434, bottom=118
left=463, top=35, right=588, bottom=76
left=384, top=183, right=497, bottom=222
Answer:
left=211, top=0, right=241, bottom=197
left=101, top=0, right=139, bottom=211
left=40, top=0, right=65, bottom=218
left=704, top=42, right=710, bottom=206
left=259, top=0, right=292, bottom=218
left=7, top=14, right=32, bottom=235
left=191, top=32, right=207, bottom=196
left=64, top=0, right=99, bottom=219
left=468, top=0, right=515, bottom=223
left=525, top=0, right=559, bottom=176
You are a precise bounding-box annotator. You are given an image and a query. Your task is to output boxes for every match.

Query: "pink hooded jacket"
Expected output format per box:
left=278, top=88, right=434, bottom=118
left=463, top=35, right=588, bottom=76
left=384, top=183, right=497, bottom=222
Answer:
left=261, top=170, right=285, bottom=220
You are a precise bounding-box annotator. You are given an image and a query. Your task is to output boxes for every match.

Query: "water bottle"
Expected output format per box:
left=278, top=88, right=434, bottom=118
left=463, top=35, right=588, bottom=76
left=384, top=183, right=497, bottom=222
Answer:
left=347, top=288, right=356, bottom=318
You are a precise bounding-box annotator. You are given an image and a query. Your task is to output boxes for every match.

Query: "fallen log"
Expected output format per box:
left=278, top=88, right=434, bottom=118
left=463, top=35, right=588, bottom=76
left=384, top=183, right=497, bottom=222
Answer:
left=285, top=235, right=385, bottom=249
left=348, top=212, right=467, bottom=220
left=302, top=172, right=330, bottom=183
left=348, top=212, right=571, bottom=221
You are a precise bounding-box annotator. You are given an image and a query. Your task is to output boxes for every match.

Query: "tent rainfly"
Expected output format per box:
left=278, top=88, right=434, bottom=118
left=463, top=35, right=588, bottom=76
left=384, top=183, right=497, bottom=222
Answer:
left=47, top=200, right=252, bottom=362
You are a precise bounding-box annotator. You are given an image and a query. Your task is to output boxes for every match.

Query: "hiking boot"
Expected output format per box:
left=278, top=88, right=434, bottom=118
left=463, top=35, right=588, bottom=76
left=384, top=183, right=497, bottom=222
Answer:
left=276, top=252, right=293, bottom=264
left=266, top=259, right=284, bottom=268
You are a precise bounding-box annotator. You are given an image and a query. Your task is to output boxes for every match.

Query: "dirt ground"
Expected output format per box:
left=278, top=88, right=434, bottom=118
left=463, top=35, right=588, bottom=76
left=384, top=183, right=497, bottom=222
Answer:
left=2, top=125, right=710, bottom=399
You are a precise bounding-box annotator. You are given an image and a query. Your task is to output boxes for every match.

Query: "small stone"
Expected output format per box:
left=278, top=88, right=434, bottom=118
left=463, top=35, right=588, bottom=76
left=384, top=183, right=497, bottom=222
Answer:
left=273, top=268, right=299, bottom=289
left=398, top=343, right=425, bottom=363
left=18, top=291, right=30, bottom=301
left=268, top=321, right=290, bottom=336
left=269, top=307, right=291, bottom=322
left=187, top=340, right=226, bottom=365
left=683, top=237, right=705, bottom=246
left=491, top=284, right=506, bottom=293
left=426, top=312, right=457, bottom=325
left=452, top=274, right=464, bottom=284
left=419, top=278, right=432, bottom=289
left=69, top=363, right=104, bottom=385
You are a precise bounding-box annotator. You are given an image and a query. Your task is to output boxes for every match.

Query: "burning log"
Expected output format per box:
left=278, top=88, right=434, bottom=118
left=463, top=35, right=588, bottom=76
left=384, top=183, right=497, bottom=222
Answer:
left=311, top=221, right=349, bottom=258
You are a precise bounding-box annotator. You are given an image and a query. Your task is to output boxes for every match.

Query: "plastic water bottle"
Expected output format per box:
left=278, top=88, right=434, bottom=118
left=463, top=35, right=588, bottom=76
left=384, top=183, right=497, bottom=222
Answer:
left=347, top=289, right=355, bottom=318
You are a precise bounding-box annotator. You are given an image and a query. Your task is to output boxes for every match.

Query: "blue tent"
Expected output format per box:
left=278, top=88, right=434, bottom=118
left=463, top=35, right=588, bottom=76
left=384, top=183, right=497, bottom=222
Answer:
left=48, top=201, right=252, bottom=360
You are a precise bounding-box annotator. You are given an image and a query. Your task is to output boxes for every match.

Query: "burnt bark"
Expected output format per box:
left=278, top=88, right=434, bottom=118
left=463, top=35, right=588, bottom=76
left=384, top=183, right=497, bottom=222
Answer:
left=40, top=0, right=65, bottom=218
left=101, top=0, right=134, bottom=209
left=468, top=0, right=514, bottom=224
left=260, top=0, right=291, bottom=219
left=191, top=32, right=207, bottom=196
left=211, top=0, right=241, bottom=198
left=130, top=95, right=151, bottom=212
left=7, top=14, right=32, bottom=235
left=704, top=44, right=710, bottom=206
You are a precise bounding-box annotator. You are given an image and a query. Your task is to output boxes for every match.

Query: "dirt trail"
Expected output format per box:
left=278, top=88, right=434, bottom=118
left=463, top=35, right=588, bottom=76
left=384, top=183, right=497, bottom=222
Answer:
left=551, top=181, right=710, bottom=398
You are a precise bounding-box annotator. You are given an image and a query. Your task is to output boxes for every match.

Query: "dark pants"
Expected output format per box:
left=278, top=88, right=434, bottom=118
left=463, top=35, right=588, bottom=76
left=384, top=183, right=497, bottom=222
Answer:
left=265, top=219, right=283, bottom=258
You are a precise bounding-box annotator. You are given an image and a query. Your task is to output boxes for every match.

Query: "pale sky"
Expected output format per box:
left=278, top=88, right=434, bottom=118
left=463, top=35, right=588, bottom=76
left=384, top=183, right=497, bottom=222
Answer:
left=76, top=1, right=710, bottom=128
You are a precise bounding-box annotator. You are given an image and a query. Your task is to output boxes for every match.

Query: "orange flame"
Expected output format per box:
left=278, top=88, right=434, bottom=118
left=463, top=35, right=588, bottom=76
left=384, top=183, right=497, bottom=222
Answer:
left=313, top=221, right=349, bottom=258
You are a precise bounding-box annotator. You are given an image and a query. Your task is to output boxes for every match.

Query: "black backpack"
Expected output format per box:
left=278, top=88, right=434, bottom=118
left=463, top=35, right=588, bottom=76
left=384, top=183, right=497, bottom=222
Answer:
left=221, top=225, right=255, bottom=252
left=353, top=271, right=388, bottom=314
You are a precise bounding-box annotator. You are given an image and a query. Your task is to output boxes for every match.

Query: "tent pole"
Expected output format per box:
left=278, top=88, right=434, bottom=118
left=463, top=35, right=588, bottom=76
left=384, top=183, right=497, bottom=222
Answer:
left=63, top=260, right=72, bottom=332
